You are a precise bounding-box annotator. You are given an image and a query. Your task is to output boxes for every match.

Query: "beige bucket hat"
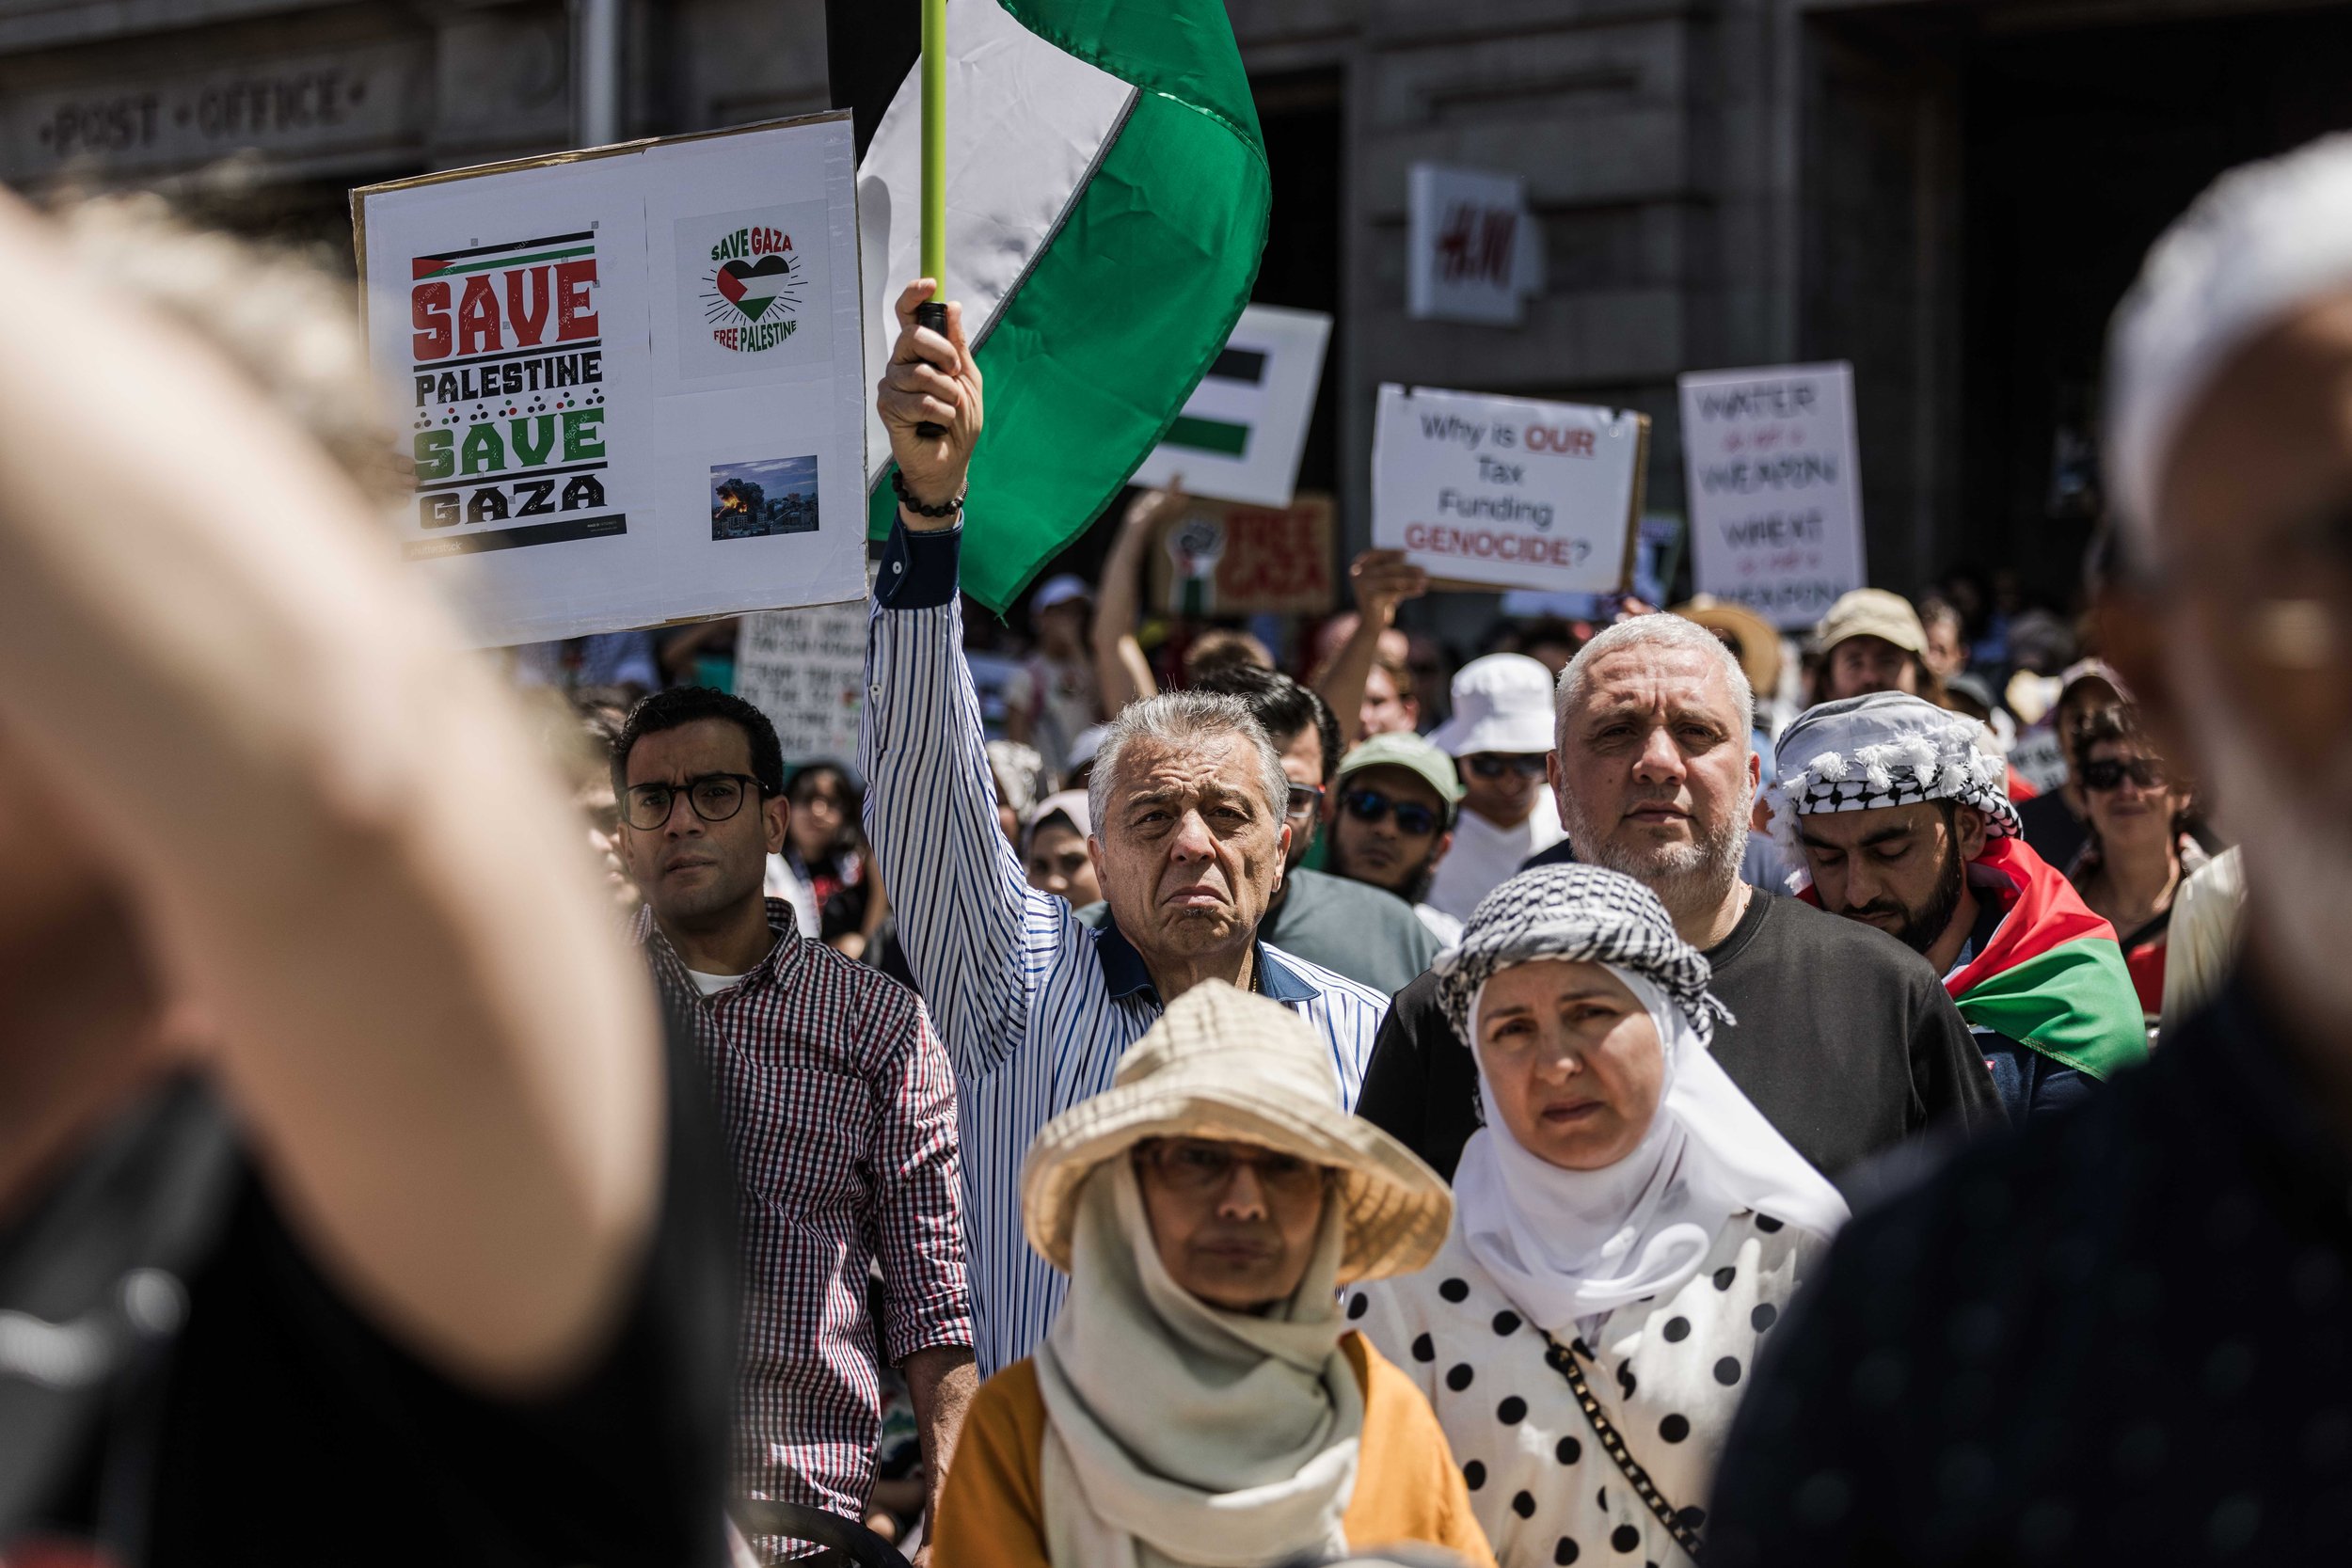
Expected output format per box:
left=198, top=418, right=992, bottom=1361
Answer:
left=1021, top=982, right=1452, bottom=1286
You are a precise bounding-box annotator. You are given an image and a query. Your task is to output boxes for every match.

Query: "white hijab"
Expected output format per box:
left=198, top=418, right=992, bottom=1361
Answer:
left=1453, top=963, right=1849, bottom=1331
left=1033, top=1161, right=1364, bottom=1568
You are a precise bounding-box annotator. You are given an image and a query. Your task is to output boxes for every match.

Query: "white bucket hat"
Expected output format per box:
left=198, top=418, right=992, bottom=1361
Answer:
left=1426, top=653, right=1556, bottom=758
left=1021, top=982, right=1451, bottom=1286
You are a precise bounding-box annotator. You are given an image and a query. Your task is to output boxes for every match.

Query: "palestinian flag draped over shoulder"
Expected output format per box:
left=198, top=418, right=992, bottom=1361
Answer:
left=1945, top=836, right=2148, bottom=1080
left=832, top=0, right=1271, bottom=612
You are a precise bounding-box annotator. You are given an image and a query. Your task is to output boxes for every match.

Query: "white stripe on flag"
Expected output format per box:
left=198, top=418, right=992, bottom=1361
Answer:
left=858, top=0, right=1136, bottom=484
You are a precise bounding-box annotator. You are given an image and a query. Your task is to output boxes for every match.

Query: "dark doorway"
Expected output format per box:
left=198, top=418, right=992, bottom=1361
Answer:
left=1249, top=68, right=1343, bottom=500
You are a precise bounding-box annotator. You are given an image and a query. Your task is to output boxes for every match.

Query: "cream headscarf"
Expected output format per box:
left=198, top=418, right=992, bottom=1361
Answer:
left=1033, top=1160, right=1364, bottom=1568
left=1438, top=866, right=1849, bottom=1332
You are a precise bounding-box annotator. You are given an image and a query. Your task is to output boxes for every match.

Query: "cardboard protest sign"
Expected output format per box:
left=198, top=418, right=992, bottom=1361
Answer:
left=1130, top=305, right=1330, bottom=507
left=735, top=598, right=869, bottom=765
left=1678, top=362, right=1866, bottom=629
left=354, top=113, right=866, bottom=645
left=1371, top=384, right=1645, bottom=594
left=1146, top=493, right=1336, bottom=616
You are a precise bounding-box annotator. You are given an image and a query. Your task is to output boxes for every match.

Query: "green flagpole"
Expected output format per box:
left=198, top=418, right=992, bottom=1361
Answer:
left=913, top=0, right=950, bottom=438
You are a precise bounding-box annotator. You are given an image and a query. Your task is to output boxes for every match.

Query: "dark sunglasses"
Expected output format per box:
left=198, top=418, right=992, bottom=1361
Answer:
left=1342, top=788, right=1442, bottom=836
left=2079, top=757, right=2166, bottom=792
left=1465, top=752, right=1549, bottom=780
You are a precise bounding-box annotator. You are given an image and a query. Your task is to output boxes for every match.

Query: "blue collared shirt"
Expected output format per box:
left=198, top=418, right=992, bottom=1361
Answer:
left=861, top=519, right=1388, bottom=1374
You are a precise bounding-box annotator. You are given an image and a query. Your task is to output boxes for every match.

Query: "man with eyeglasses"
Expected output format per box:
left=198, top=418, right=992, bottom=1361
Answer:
left=1187, top=667, right=1443, bottom=996
left=1325, top=732, right=1468, bottom=944
left=1422, top=654, right=1566, bottom=922
left=612, top=687, right=978, bottom=1561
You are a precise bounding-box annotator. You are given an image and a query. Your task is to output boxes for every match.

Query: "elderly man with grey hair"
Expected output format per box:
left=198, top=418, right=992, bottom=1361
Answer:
left=1356, top=612, right=2002, bottom=1183
left=860, top=277, right=1386, bottom=1376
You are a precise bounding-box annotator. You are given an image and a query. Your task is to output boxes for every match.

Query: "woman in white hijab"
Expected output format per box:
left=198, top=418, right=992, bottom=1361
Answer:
left=931, top=980, right=1493, bottom=1568
left=1351, top=865, right=1849, bottom=1567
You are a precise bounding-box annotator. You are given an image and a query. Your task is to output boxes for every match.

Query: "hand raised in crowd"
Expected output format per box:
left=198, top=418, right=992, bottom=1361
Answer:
left=1349, top=548, right=1429, bottom=626
left=1119, top=478, right=1189, bottom=541
left=879, top=277, right=983, bottom=525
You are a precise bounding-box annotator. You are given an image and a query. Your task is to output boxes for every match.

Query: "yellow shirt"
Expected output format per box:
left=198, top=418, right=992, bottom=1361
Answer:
left=934, top=1330, right=1497, bottom=1568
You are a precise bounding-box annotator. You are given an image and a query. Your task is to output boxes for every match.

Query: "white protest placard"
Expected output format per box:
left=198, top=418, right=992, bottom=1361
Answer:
left=1372, top=384, right=1645, bottom=594
left=1129, top=305, right=1330, bottom=507
left=734, top=598, right=869, bottom=764
left=355, top=113, right=867, bottom=645
left=1407, top=164, right=1544, bottom=326
left=1678, top=362, right=1866, bottom=629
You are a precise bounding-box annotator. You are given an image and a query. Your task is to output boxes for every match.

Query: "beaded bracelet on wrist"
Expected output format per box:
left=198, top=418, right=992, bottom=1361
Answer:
left=891, top=467, right=965, bottom=517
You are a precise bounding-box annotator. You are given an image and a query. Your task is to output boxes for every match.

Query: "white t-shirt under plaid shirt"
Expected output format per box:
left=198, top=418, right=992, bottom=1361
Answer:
left=636, top=902, right=972, bottom=1528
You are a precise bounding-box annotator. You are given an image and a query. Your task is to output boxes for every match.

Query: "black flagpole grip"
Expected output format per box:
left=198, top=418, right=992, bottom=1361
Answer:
left=914, top=299, right=950, bottom=440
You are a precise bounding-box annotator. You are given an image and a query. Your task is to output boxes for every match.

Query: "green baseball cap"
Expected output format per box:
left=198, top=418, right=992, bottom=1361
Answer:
left=1335, top=732, right=1468, bottom=824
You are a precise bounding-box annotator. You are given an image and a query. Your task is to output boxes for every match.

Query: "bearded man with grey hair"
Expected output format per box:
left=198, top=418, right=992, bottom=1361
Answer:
left=1355, top=612, right=2001, bottom=1182
left=860, top=277, right=1386, bottom=1376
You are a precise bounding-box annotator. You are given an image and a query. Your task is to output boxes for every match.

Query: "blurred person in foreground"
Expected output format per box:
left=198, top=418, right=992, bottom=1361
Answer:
left=2064, top=703, right=2207, bottom=1029
left=613, top=689, right=976, bottom=1562
left=1352, top=866, right=1847, bottom=1567
left=1191, top=666, right=1443, bottom=996
left=1709, top=132, right=2352, bottom=1565
left=1770, top=693, right=2146, bottom=1123
left=0, top=188, right=728, bottom=1561
left=1359, top=615, right=2001, bottom=1183
left=862, top=279, right=1386, bottom=1378
left=932, top=983, right=1490, bottom=1568
left=1422, top=654, right=1566, bottom=922
left=1326, top=732, right=1467, bottom=945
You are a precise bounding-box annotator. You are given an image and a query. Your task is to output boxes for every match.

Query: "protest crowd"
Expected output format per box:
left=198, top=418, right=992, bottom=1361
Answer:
left=14, top=36, right=2352, bottom=1568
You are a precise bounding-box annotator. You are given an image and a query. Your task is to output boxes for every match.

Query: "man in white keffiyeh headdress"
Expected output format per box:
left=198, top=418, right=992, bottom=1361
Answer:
left=1770, top=692, right=2147, bottom=1122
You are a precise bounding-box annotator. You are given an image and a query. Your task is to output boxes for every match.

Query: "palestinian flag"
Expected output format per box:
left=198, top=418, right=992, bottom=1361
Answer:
left=1944, top=835, right=2148, bottom=1080
left=833, top=0, right=1271, bottom=612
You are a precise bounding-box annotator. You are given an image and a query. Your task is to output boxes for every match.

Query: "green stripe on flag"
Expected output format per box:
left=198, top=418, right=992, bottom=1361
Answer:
left=869, top=0, right=1269, bottom=613
left=1165, top=415, right=1251, bottom=456
left=422, top=245, right=596, bottom=277
left=1955, top=936, right=2148, bottom=1081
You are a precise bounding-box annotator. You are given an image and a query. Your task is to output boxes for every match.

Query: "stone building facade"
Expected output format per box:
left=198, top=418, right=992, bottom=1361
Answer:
left=4, top=0, right=2346, bottom=602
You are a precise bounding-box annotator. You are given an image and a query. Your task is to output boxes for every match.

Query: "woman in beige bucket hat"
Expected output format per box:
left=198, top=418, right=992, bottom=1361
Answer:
left=930, top=981, right=1494, bottom=1568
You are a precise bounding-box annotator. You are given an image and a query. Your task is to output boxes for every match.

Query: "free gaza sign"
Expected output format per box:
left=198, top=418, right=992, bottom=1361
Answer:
left=1371, top=383, right=1646, bottom=594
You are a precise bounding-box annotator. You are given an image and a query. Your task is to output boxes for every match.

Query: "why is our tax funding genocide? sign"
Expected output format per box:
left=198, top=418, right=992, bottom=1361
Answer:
left=1371, top=384, right=1645, bottom=595
left=354, top=113, right=867, bottom=645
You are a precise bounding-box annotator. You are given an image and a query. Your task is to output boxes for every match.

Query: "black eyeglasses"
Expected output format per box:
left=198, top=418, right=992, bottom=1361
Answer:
left=623, top=772, right=770, bottom=831
left=1343, top=788, right=1442, bottom=837
left=1284, top=783, right=1326, bottom=820
left=1465, top=752, right=1549, bottom=780
left=2079, top=757, right=2165, bottom=792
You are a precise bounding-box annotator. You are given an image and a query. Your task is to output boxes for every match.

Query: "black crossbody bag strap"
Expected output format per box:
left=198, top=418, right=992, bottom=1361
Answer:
left=1535, top=1326, right=1704, bottom=1560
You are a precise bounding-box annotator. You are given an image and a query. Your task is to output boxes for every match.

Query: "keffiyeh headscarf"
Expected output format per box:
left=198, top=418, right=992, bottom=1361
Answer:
left=1769, top=692, right=2021, bottom=862
left=1434, top=866, right=1847, bottom=1331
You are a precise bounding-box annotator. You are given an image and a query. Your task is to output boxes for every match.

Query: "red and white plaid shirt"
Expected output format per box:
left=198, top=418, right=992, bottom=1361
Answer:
left=635, top=901, right=971, bottom=1533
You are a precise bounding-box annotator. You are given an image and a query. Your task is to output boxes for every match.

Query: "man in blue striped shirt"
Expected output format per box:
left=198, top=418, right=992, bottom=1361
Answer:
left=861, top=278, right=1389, bottom=1374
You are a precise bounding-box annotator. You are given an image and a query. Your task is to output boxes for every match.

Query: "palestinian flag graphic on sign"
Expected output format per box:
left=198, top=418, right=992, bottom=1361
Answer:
left=837, top=0, right=1271, bottom=611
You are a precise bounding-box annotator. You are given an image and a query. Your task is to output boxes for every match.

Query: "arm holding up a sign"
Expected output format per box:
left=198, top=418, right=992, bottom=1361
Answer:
left=1093, top=483, right=1186, bottom=714
left=0, top=186, right=663, bottom=1387
left=1315, top=550, right=1428, bottom=749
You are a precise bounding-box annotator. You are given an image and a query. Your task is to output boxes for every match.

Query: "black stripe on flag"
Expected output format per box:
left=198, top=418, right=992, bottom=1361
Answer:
left=1207, top=346, right=1268, bottom=385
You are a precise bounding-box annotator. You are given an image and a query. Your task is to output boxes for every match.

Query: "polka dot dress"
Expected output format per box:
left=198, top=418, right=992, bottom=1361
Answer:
left=1349, top=1211, right=1820, bottom=1567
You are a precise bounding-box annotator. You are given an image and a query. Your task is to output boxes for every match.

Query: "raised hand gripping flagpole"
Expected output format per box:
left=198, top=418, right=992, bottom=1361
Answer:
left=913, top=0, right=950, bottom=440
